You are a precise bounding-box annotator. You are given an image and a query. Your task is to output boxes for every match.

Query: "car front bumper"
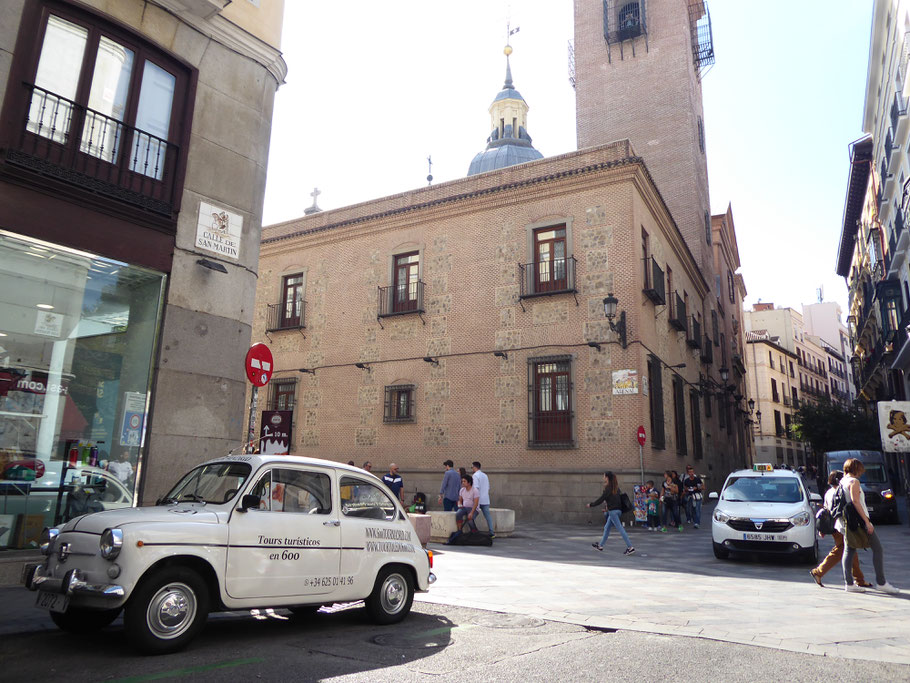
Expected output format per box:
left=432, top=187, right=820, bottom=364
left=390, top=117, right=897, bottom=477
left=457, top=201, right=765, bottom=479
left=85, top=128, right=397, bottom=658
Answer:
left=26, top=564, right=124, bottom=599
left=712, top=519, right=815, bottom=554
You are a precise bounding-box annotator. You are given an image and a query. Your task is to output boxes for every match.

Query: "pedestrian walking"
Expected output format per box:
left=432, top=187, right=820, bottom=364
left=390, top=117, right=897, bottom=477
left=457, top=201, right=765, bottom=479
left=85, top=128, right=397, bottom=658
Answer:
left=681, top=465, right=704, bottom=528
left=660, top=470, right=681, bottom=532
left=362, top=461, right=373, bottom=473
left=437, top=459, right=460, bottom=511
left=471, top=461, right=495, bottom=537
left=809, top=470, right=869, bottom=588
left=455, top=473, right=480, bottom=532
left=586, top=471, right=635, bottom=555
left=382, top=463, right=404, bottom=504
left=839, top=458, right=900, bottom=594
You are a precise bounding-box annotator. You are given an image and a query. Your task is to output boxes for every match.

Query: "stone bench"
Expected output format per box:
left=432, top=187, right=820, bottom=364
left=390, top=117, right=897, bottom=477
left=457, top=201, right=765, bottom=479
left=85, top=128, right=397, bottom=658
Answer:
left=407, top=513, right=432, bottom=547
left=428, top=508, right=515, bottom=542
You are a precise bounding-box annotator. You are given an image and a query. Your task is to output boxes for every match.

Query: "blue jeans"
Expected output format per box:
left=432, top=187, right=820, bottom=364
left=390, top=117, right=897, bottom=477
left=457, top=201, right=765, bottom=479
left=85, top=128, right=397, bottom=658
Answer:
left=599, top=509, right=632, bottom=548
left=685, top=497, right=702, bottom=525
left=442, top=497, right=457, bottom=511
left=478, top=503, right=495, bottom=533
left=661, top=499, right=680, bottom=527
left=455, top=507, right=478, bottom=531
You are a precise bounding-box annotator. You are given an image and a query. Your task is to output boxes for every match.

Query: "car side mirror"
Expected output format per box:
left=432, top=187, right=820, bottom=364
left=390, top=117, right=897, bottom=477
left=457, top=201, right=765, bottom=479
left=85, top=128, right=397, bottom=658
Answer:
left=809, top=492, right=822, bottom=503
left=237, top=494, right=261, bottom=512
left=708, top=492, right=718, bottom=500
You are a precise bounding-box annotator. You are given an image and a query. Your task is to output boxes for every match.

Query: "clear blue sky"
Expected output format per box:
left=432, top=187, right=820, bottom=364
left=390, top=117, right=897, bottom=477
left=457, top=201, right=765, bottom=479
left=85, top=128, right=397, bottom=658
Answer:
left=263, top=1, right=873, bottom=316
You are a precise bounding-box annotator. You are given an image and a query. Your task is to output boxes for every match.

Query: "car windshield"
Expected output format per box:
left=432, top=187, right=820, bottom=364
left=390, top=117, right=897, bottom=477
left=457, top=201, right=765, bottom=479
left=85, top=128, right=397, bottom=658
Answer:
left=161, top=462, right=251, bottom=504
left=721, top=476, right=804, bottom=503
left=828, top=460, right=888, bottom=484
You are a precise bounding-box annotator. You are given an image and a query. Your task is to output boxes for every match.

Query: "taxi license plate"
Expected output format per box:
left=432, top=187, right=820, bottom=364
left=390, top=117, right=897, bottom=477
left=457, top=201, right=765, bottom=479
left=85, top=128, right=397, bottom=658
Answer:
left=743, top=532, right=781, bottom=541
left=867, top=506, right=874, bottom=512
left=36, top=591, right=69, bottom=613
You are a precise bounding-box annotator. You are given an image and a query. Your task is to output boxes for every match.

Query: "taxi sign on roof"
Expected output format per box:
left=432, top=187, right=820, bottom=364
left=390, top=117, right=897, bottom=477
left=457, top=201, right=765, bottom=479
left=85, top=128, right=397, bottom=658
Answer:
left=753, top=463, right=774, bottom=472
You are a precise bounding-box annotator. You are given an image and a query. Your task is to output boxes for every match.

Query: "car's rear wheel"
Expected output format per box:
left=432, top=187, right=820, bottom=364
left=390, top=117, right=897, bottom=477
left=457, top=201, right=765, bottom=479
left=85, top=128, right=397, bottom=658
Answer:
left=365, top=566, right=414, bottom=625
left=50, top=606, right=121, bottom=632
left=124, top=567, right=209, bottom=655
left=712, top=542, right=730, bottom=560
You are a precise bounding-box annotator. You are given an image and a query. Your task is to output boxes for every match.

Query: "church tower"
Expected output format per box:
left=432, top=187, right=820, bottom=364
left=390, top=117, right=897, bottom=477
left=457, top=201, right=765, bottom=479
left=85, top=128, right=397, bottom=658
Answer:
left=468, top=43, right=543, bottom=176
left=573, top=0, right=716, bottom=275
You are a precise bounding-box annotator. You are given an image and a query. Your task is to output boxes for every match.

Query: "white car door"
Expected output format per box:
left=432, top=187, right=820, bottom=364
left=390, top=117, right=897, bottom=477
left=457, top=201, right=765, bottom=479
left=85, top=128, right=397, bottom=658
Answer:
left=225, top=464, right=341, bottom=600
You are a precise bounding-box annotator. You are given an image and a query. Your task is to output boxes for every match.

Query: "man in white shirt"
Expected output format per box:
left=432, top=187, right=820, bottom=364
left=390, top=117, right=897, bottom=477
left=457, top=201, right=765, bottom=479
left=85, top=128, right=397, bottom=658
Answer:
left=107, top=450, right=134, bottom=484
left=471, top=461, right=494, bottom=537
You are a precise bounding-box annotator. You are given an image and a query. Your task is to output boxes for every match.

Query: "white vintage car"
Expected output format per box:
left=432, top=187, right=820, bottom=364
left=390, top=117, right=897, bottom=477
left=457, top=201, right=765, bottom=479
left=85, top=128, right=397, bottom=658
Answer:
left=25, top=455, right=435, bottom=654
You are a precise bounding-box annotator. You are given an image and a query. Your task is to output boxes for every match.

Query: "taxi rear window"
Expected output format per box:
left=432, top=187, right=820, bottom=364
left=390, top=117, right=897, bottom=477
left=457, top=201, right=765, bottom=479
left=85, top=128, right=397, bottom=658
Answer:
left=722, top=476, right=803, bottom=503
left=340, top=477, right=397, bottom=521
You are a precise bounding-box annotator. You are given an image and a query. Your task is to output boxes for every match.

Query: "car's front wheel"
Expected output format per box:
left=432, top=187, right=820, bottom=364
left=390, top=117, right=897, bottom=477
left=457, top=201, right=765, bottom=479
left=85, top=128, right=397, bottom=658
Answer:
left=50, top=606, right=121, bottom=632
left=800, top=541, right=819, bottom=565
left=365, top=566, right=414, bottom=625
left=712, top=542, right=730, bottom=560
left=124, top=567, right=209, bottom=655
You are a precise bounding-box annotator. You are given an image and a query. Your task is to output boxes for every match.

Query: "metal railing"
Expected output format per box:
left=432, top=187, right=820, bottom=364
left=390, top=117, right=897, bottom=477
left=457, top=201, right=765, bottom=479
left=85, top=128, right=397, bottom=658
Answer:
left=7, top=83, right=179, bottom=216
left=519, top=257, right=577, bottom=298
left=378, top=281, right=425, bottom=317
left=643, top=256, right=666, bottom=304
left=669, top=292, right=687, bottom=331
left=528, top=411, right=575, bottom=448
left=687, top=317, right=701, bottom=348
left=266, top=301, right=306, bottom=331
left=700, top=335, right=713, bottom=363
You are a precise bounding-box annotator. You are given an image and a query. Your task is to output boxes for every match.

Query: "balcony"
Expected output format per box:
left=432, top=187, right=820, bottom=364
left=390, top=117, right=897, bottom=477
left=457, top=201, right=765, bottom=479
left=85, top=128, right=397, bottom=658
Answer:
left=519, top=257, right=577, bottom=298
left=4, top=83, right=180, bottom=218
left=732, top=353, right=746, bottom=376
left=642, top=256, right=666, bottom=304
left=669, top=292, right=687, bottom=331
left=265, top=301, right=306, bottom=332
left=775, top=426, right=788, bottom=439
left=782, top=395, right=791, bottom=407
left=700, top=334, right=713, bottom=364
left=378, top=281, right=425, bottom=317
left=687, top=317, right=701, bottom=348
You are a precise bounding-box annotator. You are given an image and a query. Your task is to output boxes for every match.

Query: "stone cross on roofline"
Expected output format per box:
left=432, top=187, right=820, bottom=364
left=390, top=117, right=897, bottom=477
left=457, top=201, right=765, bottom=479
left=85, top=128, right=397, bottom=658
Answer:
left=304, top=187, right=321, bottom=215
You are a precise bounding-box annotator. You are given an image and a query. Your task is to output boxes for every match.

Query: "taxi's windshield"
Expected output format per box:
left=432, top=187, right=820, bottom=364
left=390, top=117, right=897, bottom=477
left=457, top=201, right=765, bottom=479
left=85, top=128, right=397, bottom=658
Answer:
left=827, top=461, right=888, bottom=484
left=160, top=462, right=251, bottom=505
left=721, top=476, right=804, bottom=503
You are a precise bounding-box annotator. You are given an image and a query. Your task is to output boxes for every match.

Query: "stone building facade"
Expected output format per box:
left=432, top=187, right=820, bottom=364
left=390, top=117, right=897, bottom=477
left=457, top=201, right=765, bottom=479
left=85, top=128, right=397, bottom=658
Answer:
left=0, top=0, right=285, bottom=547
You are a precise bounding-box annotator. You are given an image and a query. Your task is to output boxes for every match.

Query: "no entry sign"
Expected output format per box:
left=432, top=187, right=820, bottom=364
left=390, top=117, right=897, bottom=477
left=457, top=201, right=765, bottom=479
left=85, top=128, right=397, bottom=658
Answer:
left=637, top=425, right=646, bottom=446
left=245, top=343, right=274, bottom=387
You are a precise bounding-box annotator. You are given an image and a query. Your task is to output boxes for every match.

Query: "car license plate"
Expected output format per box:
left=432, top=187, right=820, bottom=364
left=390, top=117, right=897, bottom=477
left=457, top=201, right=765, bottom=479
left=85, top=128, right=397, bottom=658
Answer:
left=867, top=506, right=874, bottom=512
left=35, top=591, right=69, bottom=613
left=743, top=532, right=781, bottom=541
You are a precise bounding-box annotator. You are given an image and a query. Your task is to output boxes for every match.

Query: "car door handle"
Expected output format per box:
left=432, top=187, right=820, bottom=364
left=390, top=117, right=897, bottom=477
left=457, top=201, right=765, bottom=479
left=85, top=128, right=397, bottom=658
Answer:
left=323, top=519, right=341, bottom=526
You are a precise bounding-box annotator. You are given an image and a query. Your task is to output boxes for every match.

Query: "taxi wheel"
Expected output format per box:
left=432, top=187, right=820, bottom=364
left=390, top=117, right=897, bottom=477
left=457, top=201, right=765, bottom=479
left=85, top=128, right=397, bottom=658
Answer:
left=800, top=541, right=819, bottom=565
left=124, top=567, right=209, bottom=655
left=365, top=566, right=414, bottom=625
left=50, top=606, right=121, bottom=632
left=712, top=542, right=730, bottom=560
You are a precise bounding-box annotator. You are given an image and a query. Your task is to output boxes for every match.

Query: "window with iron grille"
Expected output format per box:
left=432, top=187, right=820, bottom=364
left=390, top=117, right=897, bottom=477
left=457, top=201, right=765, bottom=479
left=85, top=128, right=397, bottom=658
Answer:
left=528, top=355, right=574, bottom=447
left=690, top=389, right=702, bottom=459
left=704, top=210, right=711, bottom=244
left=648, top=354, right=665, bottom=449
left=383, top=385, right=415, bottom=423
left=268, top=378, right=298, bottom=411
left=673, top=375, right=686, bottom=455
left=712, top=309, right=719, bottom=345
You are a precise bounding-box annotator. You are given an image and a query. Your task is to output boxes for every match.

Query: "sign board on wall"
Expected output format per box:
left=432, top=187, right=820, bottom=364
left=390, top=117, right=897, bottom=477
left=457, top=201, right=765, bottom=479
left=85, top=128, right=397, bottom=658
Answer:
left=877, top=401, right=910, bottom=452
left=119, top=392, right=147, bottom=447
left=612, top=369, right=638, bottom=395
left=34, top=311, right=64, bottom=337
left=260, top=410, right=291, bottom=455
left=195, top=201, right=242, bottom=260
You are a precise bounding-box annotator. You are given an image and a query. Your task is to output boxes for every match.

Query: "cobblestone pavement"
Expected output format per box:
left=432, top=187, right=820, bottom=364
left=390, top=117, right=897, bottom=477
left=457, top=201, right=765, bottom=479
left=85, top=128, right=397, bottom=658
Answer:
left=417, top=510, right=910, bottom=665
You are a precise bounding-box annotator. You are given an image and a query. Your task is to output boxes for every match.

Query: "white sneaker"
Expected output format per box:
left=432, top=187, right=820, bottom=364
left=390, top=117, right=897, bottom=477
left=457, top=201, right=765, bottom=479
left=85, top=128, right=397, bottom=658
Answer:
left=845, top=584, right=866, bottom=593
left=876, top=582, right=900, bottom=594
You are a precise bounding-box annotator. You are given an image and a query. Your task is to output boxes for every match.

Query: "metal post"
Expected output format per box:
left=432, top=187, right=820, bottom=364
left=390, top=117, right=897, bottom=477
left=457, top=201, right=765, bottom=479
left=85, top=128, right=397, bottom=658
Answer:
left=639, top=443, right=644, bottom=485
left=246, top=385, right=258, bottom=453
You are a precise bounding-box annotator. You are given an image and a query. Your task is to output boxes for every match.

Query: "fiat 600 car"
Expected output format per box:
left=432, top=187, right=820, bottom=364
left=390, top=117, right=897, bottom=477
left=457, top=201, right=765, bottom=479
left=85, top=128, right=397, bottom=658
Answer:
left=25, top=455, right=435, bottom=653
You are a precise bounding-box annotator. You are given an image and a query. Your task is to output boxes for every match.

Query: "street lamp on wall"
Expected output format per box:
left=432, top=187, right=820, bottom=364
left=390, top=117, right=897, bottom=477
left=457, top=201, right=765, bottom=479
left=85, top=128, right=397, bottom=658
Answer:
left=602, top=293, right=627, bottom=349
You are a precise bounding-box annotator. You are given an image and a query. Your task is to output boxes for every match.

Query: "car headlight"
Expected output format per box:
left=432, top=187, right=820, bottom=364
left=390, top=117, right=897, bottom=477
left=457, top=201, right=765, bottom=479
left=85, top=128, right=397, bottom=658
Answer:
left=713, top=509, right=730, bottom=523
left=791, top=511, right=811, bottom=527
left=100, top=528, right=123, bottom=560
left=40, top=528, right=59, bottom=555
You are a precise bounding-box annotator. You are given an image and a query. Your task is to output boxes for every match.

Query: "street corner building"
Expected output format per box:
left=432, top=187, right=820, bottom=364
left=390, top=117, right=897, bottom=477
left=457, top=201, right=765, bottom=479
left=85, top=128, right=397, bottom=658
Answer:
left=250, top=0, right=752, bottom=523
left=0, top=0, right=286, bottom=549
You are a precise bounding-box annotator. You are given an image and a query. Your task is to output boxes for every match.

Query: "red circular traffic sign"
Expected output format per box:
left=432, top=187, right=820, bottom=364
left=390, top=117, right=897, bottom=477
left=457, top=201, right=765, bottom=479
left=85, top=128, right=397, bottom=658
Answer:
left=245, top=343, right=274, bottom=387
left=637, top=425, right=646, bottom=446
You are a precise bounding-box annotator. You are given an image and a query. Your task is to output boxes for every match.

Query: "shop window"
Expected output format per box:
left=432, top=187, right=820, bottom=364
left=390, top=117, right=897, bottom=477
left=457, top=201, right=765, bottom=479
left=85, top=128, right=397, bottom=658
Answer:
left=3, top=2, right=195, bottom=218
left=384, top=385, right=415, bottom=423
left=528, top=356, right=574, bottom=447
left=0, top=231, right=165, bottom=547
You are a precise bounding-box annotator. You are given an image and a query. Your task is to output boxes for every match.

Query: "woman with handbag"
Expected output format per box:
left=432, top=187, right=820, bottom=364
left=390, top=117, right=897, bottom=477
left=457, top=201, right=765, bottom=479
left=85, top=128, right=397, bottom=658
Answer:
left=809, top=470, right=869, bottom=588
left=839, top=459, right=900, bottom=594
left=586, top=471, right=635, bottom=555
left=660, top=470, right=682, bottom=532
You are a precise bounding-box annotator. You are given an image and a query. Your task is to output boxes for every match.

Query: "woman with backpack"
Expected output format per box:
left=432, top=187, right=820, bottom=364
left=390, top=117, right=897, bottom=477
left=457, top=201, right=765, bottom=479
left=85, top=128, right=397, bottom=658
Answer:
left=839, top=458, right=900, bottom=594
left=809, top=470, right=869, bottom=588
left=586, top=471, right=635, bottom=555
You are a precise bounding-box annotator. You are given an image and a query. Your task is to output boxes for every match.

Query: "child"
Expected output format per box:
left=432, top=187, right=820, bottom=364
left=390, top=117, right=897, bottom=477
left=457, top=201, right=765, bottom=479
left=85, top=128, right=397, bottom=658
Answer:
left=647, top=490, right=660, bottom=531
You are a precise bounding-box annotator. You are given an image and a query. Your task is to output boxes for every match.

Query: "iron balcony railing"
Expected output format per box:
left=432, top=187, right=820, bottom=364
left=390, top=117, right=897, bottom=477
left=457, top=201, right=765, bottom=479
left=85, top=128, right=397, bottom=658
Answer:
left=6, top=83, right=179, bottom=216
left=643, top=256, right=666, bottom=304
left=687, top=317, right=701, bottom=348
left=265, top=301, right=307, bottom=332
left=378, top=281, right=425, bottom=317
left=669, top=291, right=687, bottom=331
left=700, top=335, right=713, bottom=364
left=518, top=257, right=577, bottom=298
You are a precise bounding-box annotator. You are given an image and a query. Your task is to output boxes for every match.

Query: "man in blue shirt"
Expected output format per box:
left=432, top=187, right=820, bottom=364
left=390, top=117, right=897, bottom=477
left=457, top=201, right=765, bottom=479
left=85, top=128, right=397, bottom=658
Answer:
left=382, top=463, right=404, bottom=503
left=438, top=459, right=460, bottom=511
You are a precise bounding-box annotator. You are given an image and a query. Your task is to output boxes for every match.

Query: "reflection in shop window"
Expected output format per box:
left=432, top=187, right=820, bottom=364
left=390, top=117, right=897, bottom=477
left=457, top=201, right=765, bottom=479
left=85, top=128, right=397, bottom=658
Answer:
left=0, top=231, right=165, bottom=548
